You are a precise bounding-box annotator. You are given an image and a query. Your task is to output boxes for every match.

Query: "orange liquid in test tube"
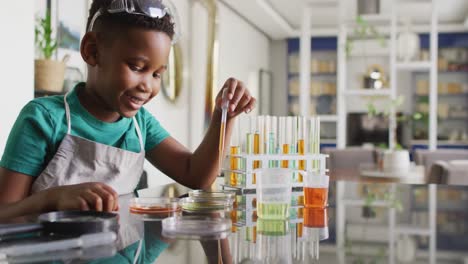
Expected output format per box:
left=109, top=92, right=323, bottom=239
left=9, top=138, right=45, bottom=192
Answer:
left=253, top=133, right=260, bottom=184
left=230, top=146, right=239, bottom=186
left=303, top=208, right=327, bottom=228
left=231, top=210, right=237, bottom=232
left=298, top=139, right=305, bottom=182
left=281, top=144, right=289, bottom=168
left=304, top=187, right=328, bottom=208
left=297, top=223, right=303, bottom=238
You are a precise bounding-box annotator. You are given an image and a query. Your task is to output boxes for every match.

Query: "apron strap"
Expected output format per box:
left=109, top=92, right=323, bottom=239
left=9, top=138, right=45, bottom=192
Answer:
left=64, top=91, right=72, bottom=134
left=64, top=89, right=144, bottom=153
left=132, top=117, right=144, bottom=153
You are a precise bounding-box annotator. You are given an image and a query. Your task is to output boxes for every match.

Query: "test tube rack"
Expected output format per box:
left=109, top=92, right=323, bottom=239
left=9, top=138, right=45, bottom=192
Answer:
left=222, top=153, right=328, bottom=191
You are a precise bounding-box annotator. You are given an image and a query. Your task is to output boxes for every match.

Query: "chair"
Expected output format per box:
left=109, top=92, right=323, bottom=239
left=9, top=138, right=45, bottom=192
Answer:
left=323, top=147, right=377, bottom=170
left=414, top=149, right=468, bottom=184
left=414, top=149, right=468, bottom=170
left=428, top=160, right=468, bottom=185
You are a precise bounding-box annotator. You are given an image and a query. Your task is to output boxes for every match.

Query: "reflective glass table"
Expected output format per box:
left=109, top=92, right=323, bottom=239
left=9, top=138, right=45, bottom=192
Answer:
left=2, top=172, right=468, bottom=264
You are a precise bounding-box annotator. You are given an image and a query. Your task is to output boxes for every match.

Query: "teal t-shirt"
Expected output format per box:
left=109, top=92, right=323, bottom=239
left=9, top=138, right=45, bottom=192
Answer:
left=0, top=83, right=170, bottom=177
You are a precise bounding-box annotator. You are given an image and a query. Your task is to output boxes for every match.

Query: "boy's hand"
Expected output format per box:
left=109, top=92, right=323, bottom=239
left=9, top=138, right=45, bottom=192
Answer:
left=46, top=182, right=119, bottom=212
left=215, top=78, right=256, bottom=118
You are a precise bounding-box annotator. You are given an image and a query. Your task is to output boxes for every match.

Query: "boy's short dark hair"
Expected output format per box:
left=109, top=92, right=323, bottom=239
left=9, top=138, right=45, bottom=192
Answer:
left=86, top=0, right=175, bottom=40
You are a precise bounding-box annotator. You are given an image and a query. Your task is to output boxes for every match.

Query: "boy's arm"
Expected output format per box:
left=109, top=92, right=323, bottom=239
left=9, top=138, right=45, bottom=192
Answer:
left=145, top=110, right=231, bottom=190
left=0, top=168, right=41, bottom=221
left=0, top=167, right=119, bottom=221
left=146, top=78, right=255, bottom=190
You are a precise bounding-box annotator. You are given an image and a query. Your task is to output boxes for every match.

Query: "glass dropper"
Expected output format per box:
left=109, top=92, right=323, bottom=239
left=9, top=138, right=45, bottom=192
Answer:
left=218, top=88, right=229, bottom=175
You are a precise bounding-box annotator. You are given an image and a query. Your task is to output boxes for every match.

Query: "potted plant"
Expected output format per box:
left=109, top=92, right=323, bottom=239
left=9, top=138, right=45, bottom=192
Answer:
left=35, top=9, right=67, bottom=92
left=366, top=96, right=414, bottom=173
left=346, top=15, right=387, bottom=57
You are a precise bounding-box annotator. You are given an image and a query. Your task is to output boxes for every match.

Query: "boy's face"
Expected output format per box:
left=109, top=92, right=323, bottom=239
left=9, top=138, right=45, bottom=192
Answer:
left=92, top=28, right=171, bottom=118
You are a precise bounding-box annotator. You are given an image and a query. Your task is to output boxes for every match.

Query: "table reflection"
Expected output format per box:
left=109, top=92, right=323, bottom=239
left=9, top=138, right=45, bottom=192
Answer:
left=2, top=179, right=468, bottom=263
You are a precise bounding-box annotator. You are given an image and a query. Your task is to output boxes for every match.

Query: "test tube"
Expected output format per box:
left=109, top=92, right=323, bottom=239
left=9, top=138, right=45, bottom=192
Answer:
left=303, top=225, right=329, bottom=260
left=309, top=117, right=321, bottom=171
left=230, top=118, right=240, bottom=186
left=218, top=89, right=229, bottom=176
left=264, top=116, right=271, bottom=160
left=289, top=117, right=298, bottom=181
left=270, top=116, right=278, bottom=167
left=297, top=223, right=303, bottom=239
left=256, top=219, right=291, bottom=263
left=231, top=209, right=238, bottom=233
left=245, top=116, right=254, bottom=186
left=253, top=116, right=263, bottom=184
left=298, top=116, right=307, bottom=182
left=279, top=117, right=289, bottom=168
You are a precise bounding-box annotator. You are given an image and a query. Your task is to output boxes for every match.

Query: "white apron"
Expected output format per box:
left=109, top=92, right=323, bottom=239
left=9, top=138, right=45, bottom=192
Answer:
left=31, top=91, right=145, bottom=195
left=31, top=90, right=146, bottom=252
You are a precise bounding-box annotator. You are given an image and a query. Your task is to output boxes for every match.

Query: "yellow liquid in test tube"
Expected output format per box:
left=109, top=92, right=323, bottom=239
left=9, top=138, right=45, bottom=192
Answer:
left=218, top=122, right=226, bottom=175
left=281, top=144, right=289, bottom=168
left=298, top=139, right=305, bottom=182
left=253, top=226, right=257, bottom=243
left=297, top=223, right=303, bottom=238
left=230, top=210, right=237, bottom=232
left=253, top=133, right=260, bottom=184
left=230, top=146, right=239, bottom=186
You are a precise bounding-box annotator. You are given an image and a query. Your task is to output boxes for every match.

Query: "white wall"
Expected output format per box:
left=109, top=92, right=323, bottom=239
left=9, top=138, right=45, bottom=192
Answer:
left=189, top=2, right=271, bottom=152
left=144, top=0, right=192, bottom=188
left=146, top=2, right=270, bottom=188
left=217, top=3, right=270, bottom=106
left=0, top=2, right=34, bottom=156
left=271, top=40, right=288, bottom=116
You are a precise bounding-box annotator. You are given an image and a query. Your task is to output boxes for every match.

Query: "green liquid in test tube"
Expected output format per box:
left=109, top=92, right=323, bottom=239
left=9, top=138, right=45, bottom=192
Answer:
left=309, top=117, right=320, bottom=171
left=257, top=202, right=290, bottom=220
left=257, top=219, right=288, bottom=236
left=288, top=117, right=297, bottom=181
left=269, top=116, right=277, bottom=167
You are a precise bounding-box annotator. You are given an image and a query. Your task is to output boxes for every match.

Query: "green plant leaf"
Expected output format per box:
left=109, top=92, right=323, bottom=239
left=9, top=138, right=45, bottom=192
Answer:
left=35, top=9, right=58, bottom=60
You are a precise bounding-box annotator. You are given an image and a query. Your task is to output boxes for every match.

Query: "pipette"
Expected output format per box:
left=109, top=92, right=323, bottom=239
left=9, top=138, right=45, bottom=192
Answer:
left=218, top=88, right=229, bottom=175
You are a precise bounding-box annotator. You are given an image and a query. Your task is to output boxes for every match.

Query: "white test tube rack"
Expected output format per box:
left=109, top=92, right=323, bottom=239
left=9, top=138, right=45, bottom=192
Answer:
left=222, top=153, right=328, bottom=190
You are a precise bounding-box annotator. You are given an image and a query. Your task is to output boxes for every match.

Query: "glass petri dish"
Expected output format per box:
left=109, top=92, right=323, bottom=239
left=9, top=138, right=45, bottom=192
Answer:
left=129, top=197, right=181, bottom=220
left=180, top=196, right=233, bottom=213
left=162, top=215, right=232, bottom=240
left=188, top=190, right=236, bottom=201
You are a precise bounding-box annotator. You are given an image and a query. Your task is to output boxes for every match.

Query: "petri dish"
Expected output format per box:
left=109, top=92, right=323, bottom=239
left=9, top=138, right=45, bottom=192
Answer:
left=162, top=215, right=232, bottom=240
left=129, top=197, right=181, bottom=220
left=38, top=211, right=118, bottom=235
left=188, top=190, right=236, bottom=201
left=180, top=196, right=233, bottom=213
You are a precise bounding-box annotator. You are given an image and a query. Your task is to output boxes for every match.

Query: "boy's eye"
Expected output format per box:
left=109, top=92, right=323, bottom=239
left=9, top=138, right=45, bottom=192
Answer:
left=129, top=64, right=143, bottom=71
left=153, top=72, right=162, bottom=79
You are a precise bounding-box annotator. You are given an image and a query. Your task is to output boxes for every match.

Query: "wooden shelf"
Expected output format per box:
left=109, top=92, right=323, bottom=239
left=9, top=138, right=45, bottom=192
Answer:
left=396, top=61, right=432, bottom=71
left=344, top=89, right=391, bottom=96
left=318, top=115, right=338, bottom=122
left=395, top=225, right=431, bottom=236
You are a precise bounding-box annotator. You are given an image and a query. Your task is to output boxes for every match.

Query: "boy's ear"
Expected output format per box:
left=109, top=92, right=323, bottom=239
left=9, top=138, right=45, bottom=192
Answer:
left=80, top=32, right=99, bottom=66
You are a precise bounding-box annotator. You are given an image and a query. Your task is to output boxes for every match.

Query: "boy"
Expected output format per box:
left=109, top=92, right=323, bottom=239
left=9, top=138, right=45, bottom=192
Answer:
left=0, top=0, right=255, bottom=220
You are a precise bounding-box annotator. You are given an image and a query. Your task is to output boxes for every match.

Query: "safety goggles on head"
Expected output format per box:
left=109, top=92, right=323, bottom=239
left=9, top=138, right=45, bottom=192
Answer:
left=88, top=0, right=181, bottom=44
